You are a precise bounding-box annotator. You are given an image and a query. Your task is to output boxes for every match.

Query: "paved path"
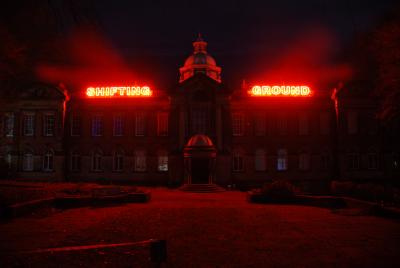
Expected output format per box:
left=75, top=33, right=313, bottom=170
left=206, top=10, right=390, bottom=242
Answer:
left=1, top=188, right=400, bottom=267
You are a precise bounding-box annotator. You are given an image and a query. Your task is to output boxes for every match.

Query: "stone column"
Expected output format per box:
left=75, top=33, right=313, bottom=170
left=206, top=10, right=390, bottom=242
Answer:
left=216, top=105, right=222, bottom=150
left=179, top=106, right=185, bottom=149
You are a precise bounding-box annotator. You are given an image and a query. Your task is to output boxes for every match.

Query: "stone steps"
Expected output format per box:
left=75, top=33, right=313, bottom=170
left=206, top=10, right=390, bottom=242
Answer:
left=179, top=184, right=226, bottom=193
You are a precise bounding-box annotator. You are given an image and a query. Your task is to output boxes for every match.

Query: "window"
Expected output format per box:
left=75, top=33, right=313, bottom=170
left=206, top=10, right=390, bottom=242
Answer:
left=254, top=115, right=266, bottom=136
left=23, top=113, right=35, bottom=136
left=70, top=150, right=81, bottom=171
left=113, top=115, right=124, bottom=136
left=347, top=111, right=358, bottom=134
left=298, top=114, right=309, bottom=135
left=135, top=112, right=145, bottom=136
left=43, top=114, right=55, bottom=136
left=367, top=151, right=378, bottom=170
left=157, top=112, right=169, bottom=136
left=4, top=113, right=15, bottom=137
left=134, top=150, right=146, bottom=171
left=91, top=115, right=103, bottom=136
left=5, top=152, right=12, bottom=168
left=232, top=151, right=244, bottom=172
left=71, top=113, right=81, bottom=136
left=43, top=149, right=54, bottom=171
left=319, top=113, right=330, bottom=135
left=157, top=150, right=168, bottom=171
left=113, top=150, right=124, bottom=171
left=255, top=149, right=266, bottom=171
left=277, top=117, right=287, bottom=135
left=191, top=107, right=208, bottom=134
left=232, top=113, right=244, bottom=136
left=392, top=153, right=399, bottom=170
left=92, top=149, right=103, bottom=171
left=277, top=149, right=288, bottom=171
left=23, top=150, right=34, bottom=171
left=298, top=152, right=310, bottom=170
left=320, top=152, right=330, bottom=170
left=348, top=152, right=360, bottom=170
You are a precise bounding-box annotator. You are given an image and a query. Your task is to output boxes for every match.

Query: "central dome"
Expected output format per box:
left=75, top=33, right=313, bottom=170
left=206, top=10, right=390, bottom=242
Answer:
left=179, top=34, right=222, bottom=83
left=184, top=52, right=217, bottom=66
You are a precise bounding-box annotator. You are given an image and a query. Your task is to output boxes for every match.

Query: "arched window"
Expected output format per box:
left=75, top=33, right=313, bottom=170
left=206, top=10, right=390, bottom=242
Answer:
left=70, top=150, right=81, bottom=171
left=255, top=149, right=266, bottom=171
left=113, top=149, right=124, bottom=172
left=134, top=150, right=146, bottom=172
left=23, top=150, right=34, bottom=171
left=92, top=148, right=103, bottom=171
left=367, top=149, right=378, bottom=170
left=157, top=150, right=168, bottom=172
left=298, top=151, right=310, bottom=171
left=43, top=149, right=54, bottom=171
left=277, top=149, right=288, bottom=171
left=233, top=151, right=244, bottom=172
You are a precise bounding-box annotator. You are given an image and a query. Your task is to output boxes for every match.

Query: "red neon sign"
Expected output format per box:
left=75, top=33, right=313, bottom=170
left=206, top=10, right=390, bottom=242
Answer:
left=250, top=85, right=311, bottom=97
left=86, top=86, right=152, bottom=97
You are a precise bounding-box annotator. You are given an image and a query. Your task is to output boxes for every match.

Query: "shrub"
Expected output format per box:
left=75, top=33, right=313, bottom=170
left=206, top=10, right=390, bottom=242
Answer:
left=260, top=180, right=299, bottom=200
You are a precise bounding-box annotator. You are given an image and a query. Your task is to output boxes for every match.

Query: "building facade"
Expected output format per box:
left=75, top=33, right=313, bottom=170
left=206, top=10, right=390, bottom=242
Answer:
left=1, top=36, right=399, bottom=190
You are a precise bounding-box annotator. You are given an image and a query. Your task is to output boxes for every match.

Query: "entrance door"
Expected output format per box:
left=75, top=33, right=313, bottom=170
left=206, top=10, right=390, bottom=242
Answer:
left=191, top=158, right=209, bottom=184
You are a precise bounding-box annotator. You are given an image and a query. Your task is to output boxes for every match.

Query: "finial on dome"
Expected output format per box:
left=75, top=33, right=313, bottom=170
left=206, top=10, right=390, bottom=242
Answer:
left=196, top=33, right=204, bottom=42
left=193, top=33, right=207, bottom=54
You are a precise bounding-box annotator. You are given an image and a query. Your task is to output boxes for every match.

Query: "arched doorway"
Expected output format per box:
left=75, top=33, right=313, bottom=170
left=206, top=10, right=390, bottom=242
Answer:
left=183, top=134, right=216, bottom=184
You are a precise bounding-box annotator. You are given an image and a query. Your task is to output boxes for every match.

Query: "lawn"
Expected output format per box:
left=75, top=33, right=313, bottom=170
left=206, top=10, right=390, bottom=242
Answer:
left=1, top=188, right=400, bottom=267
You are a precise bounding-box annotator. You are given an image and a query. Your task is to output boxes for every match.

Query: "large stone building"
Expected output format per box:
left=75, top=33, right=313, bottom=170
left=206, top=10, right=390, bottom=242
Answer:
left=1, top=36, right=399, bottom=190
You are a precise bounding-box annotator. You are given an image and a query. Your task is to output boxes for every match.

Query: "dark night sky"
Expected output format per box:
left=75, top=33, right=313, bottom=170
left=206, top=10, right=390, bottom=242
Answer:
left=90, top=0, right=397, bottom=88
left=2, top=0, right=398, bottom=89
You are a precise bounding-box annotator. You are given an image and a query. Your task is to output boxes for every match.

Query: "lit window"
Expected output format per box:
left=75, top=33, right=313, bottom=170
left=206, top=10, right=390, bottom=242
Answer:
left=255, top=149, right=266, bottom=171
left=71, top=113, right=81, bottom=136
left=299, top=152, right=310, bottom=170
left=367, top=151, right=378, bottom=170
left=232, top=151, right=244, bottom=172
left=298, top=114, right=308, bottom=135
left=277, top=149, right=288, bottom=171
left=348, top=152, right=360, bottom=170
left=113, top=150, right=124, bottom=171
left=157, top=150, right=168, bottom=171
left=5, top=152, right=12, bottom=168
left=232, top=113, right=244, bottom=136
left=277, top=117, right=287, bottom=135
left=4, top=113, right=15, bottom=137
left=113, top=115, right=124, bottom=136
left=43, top=149, right=54, bottom=171
left=347, top=111, right=358, bottom=134
left=191, top=107, right=208, bottom=134
left=392, top=153, right=399, bottom=170
left=134, top=150, right=146, bottom=172
left=70, top=150, right=81, bottom=171
left=135, top=112, right=146, bottom=136
left=23, top=151, right=34, bottom=171
left=23, top=113, right=35, bottom=136
left=91, top=115, right=103, bottom=136
left=43, top=113, right=55, bottom=136
left=157, top=112, right=169, bottom=136
left=92, top=149, right=103, bottom=171
left=254, top=115, right=266, bottom=136
left=319, top=113, right=330, bottom=135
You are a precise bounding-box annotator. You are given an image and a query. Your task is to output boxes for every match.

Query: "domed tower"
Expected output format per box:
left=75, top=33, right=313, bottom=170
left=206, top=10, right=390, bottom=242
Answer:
left=179, top=34, right=222, bottom=83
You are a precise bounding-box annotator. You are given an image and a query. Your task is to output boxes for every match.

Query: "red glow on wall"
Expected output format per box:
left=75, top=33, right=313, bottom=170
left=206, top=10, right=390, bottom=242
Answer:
left=249, top=85, right=312, bottom=97
left=86, top=86, right=152, bottom=97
